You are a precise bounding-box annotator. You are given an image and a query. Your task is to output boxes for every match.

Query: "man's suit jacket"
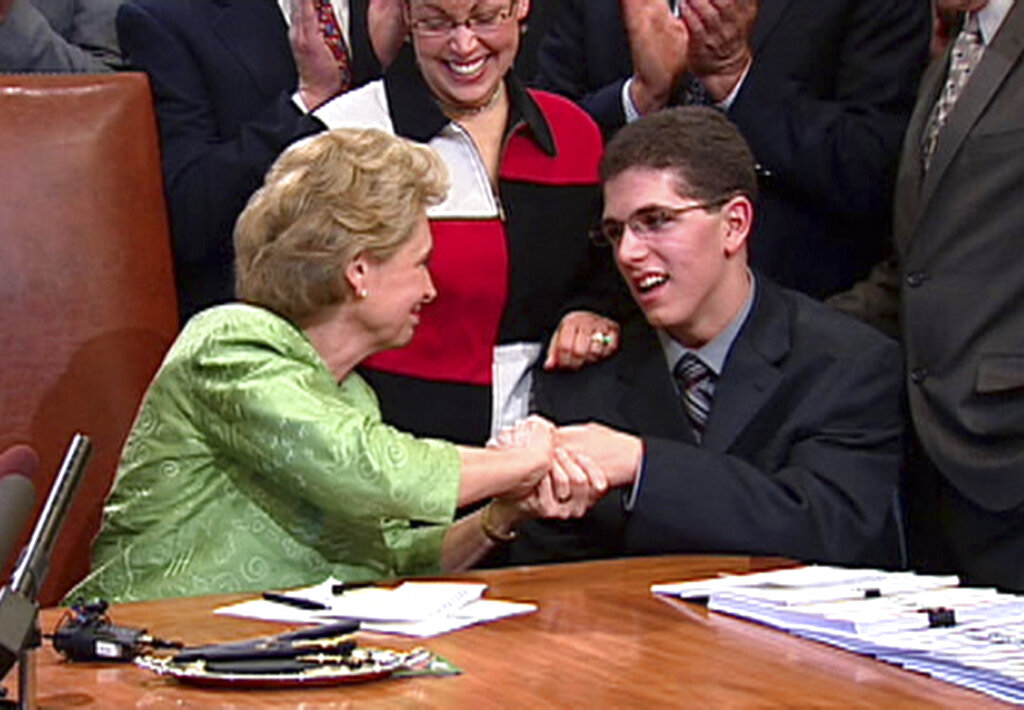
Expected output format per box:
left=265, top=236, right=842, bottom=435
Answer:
left=117, top=0, right=381, bottom=320
left=510, top=277, right=904, bottom=567
left=894, top=3, right=1024, bottom=513
left=534, top=0, right=930, bottom=299
left=0, top=0, right=122, bottom=72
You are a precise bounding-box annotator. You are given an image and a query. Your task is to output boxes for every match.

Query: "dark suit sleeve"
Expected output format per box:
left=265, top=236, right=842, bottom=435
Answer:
left=628, top=337, right=904, bottom=566
left=116, top=3, right=324, bottom=271
left=730, top=0, right=929, bottom=220
left=532, top=0, right=628, bottom=135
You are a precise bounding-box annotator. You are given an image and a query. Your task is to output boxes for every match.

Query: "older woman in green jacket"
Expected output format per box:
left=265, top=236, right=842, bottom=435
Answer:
left=72, top=128, right=603, bottom=603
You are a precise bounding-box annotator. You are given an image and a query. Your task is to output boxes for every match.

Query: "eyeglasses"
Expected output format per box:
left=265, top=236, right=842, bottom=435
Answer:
left=409, top=0, right=518, bottom=38
left=590, top=200, right=727, bottom=247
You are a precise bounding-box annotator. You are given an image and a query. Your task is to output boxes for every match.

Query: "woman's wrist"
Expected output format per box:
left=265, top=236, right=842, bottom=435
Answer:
left=480, top=499, right=521, bottom=544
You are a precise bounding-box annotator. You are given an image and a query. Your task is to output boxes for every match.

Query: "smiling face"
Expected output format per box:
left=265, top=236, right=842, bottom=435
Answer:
left=407, top=0, right=529, bottom=111
left=352, top=215, right=437, bottom=352
left=604, top=167, right=752, bottom=347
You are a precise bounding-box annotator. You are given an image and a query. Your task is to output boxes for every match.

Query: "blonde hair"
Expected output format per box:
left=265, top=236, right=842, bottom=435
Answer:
left=234, top=128, right=449, bottom=322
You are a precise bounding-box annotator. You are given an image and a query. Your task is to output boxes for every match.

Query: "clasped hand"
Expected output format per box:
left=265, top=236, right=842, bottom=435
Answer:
left=491, top=416, right=609, bottom=519
left=492, top=417, right=644, bottom=522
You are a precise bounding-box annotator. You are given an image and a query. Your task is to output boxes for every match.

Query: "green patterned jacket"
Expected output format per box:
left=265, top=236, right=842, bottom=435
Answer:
left=70, top=304, right=461, bottom=603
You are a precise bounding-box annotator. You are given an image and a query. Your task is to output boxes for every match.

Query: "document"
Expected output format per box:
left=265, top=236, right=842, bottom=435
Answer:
left=653, top=565, right=1024, bottom=705
left=216, top=577, right=536, bottom=637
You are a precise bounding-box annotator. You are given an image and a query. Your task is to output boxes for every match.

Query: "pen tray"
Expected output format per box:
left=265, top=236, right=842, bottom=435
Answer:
left=136, top=646, right=431, bottom=689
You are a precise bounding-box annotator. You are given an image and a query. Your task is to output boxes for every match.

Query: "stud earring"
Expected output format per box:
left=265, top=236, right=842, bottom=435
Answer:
left=358, top=289, right=369, bottom=299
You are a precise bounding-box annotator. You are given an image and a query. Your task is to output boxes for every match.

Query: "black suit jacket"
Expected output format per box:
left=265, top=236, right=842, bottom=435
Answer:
left=117, top=0, right=380, bottom=319
left=511, top=277, right=905, bottom=567
left=534, top=0, right=930, bottom=299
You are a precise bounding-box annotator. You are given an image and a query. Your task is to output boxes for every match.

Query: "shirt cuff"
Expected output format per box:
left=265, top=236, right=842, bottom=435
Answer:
left=622, top=78, right=642, bottom=124
left=620, top=443, right=647, bottom=512
left=715, top=62, right=751, bottom=111
left=291, top=90, right=310, bottom=114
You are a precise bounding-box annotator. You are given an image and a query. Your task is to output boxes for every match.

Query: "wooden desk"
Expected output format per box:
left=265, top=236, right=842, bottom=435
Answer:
left=4, top=556, right=1007, bottom=707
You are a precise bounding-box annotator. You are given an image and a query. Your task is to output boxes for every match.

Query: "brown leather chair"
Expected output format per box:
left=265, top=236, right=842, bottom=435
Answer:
left=0, top=73, right=179, bottom=605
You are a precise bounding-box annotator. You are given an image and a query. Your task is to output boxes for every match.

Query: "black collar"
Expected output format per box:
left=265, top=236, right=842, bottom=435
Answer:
left=384, top=44, right=556, bottom=156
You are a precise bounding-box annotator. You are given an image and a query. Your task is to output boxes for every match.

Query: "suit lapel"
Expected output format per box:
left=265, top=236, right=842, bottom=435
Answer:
left=212, top=0, right=294, bottom=101
left=916, top=4, right=1024, bottom=230
left=615, top=326, right=698, bottom=445
left=893, top=55, right=944, bottom=255
left=702, top=280, right=787, bottom=453
left=750, top=0, right=795, bottom=54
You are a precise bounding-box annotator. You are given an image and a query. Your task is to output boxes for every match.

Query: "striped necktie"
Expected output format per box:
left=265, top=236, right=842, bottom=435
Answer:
left=674, top=353, right=715, bottom=443
left=921, top=13, right=984, bottom=172
left=314, top=0, right=353, bottom=92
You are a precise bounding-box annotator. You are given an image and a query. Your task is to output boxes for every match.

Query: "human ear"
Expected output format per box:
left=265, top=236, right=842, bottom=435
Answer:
left=345, top=253, right=371, bottom=297
left=720, top=195, right=753, bottom=256
left=517, top=0, right=532, bottom=22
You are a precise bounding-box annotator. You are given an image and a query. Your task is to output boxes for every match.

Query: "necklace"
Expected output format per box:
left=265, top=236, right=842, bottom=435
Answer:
left=435, top=83, right=505, bottom=118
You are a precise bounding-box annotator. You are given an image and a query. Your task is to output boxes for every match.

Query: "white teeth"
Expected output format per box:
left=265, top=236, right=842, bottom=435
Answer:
left=449, top=58, right=485, bottom=75
left=638, top=274, right=668, bottom=292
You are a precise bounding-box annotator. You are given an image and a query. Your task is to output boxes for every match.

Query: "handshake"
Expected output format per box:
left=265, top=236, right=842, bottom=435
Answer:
left=486, top=415, right=644, bottom=531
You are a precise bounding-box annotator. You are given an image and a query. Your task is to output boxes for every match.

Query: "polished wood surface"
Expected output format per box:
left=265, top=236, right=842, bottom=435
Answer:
left=5, top=556, right=1008, bottom=708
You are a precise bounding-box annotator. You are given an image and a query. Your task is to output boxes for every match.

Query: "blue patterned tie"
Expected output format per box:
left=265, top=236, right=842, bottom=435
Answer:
left=674, top=353, right=714, bottom=443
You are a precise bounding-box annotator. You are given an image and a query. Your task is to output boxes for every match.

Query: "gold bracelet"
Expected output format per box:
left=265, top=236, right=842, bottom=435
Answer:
left=480, top=501, right=518, bottom=543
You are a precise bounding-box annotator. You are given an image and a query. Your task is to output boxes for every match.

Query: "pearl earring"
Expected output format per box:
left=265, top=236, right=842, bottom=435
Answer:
left=358, top=288, right=369, bottom=299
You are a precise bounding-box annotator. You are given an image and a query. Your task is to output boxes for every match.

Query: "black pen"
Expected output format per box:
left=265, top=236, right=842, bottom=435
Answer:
left=262, top=591, right=329, bottom=611
left=331, top=581, right=375, bottom=595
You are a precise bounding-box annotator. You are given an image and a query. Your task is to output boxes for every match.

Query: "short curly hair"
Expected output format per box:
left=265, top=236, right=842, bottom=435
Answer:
left=234, top=128, right=449, bottom=323
left=600, top=106, right=758, bottom=206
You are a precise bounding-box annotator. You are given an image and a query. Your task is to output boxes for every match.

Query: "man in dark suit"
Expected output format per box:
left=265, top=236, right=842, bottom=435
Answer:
left=833, top=0, right=1024, bottom=591
left=117, top=0, right=387, bottom=320
left=505, top=107, right=904, bottom=567
left=533, top=0, right=930, bottom=299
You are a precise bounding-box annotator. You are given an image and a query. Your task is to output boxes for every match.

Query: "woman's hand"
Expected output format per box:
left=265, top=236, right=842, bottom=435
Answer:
left=544, top=311, right=620, bottom=371
left=490, top=415, right=556, bottom=498
left=498, top=447, right=610, bottom=524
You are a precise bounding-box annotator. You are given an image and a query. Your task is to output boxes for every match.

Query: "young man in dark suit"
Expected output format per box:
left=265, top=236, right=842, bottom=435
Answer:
left=117, top=0, right=391, bottom=320
left=505, top=107, right=905, bottom=567
left=532, top=0, right=930, bottom=300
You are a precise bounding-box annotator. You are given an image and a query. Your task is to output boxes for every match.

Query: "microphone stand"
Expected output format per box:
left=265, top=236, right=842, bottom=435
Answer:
left=0, top=434, right=92, bottom=709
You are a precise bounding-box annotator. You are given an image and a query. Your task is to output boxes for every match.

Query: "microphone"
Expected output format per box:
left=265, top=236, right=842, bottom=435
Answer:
left=1, top=434, right=92, bottom=681
left=0, top=446, right=38, bottom=572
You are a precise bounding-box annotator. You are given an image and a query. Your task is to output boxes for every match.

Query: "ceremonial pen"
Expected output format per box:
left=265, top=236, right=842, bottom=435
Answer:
left=261, top=591, right=328, bottom=611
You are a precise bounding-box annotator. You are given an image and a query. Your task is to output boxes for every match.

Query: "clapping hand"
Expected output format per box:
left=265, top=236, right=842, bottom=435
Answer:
left=681, top=0, right=757, bottom=101
left=621, top=0, right=690, bottom=115
left=290, top=0, right=346, bottom=109
left=369, top=0, right=407, bottom=68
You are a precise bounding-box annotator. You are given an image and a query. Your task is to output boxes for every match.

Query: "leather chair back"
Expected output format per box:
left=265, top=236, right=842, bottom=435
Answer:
left=0, top=73, right=179, bottom=605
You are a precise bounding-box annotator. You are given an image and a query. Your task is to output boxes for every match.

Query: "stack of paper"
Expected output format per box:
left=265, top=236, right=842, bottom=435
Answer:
left=217, top=578, right=536, bottom=637
left=653, top=566, right=1024, bottom=704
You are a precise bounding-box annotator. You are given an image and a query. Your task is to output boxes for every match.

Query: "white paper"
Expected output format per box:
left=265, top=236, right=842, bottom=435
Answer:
left=653, top=564, right=1024, bottom=705
left=214, top=577, right=534, bottom=637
